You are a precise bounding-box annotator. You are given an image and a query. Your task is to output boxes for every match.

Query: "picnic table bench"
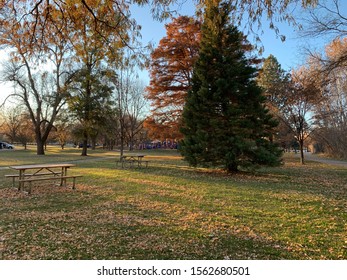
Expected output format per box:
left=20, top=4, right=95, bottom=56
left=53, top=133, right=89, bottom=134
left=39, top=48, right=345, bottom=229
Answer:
left=5, top=163, right=82, bottom=194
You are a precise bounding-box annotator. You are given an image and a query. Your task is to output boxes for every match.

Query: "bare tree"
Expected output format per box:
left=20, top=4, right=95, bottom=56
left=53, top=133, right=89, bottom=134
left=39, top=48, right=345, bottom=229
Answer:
left=281, top=66, right=321, bottom=164
left=113, top=61, right=147, bottom=156
left=1, top=60, right=69, bottom=155
left=125, top=80, right=147, bottom=150
left=302, top=0, right=347, bottom=38
left=302, top=0, right=347, bottom=71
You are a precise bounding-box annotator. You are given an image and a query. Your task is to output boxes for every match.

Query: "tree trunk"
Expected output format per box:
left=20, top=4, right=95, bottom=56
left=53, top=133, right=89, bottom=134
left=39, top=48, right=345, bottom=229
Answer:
left=36, top=138, right=45, bottom=155
left=299, top=139, right=305, bottom=164
left=81, top=130, right=88, bottom=156
left=120, top=134, right=124, bottom=160
left=129, top=135, right=134, bottom=151
left=227, top=162, right=238, bottom=173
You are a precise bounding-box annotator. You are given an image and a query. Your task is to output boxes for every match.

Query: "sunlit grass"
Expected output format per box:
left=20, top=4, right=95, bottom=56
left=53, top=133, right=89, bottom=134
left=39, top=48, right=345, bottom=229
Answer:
left=0, top=148, right=346, bottom=259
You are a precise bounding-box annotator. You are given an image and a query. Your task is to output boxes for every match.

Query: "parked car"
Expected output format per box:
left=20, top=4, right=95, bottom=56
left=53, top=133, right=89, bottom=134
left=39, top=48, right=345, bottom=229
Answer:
left=0, top=142, right=14, bottom=149
left=78, top=143, right=91, bottom=148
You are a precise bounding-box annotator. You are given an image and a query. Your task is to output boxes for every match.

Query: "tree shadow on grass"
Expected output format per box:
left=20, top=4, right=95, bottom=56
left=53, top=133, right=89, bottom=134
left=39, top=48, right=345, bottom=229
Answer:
left=0, top=196, right=299, bottom=260
left=112, top=161, right=347, bottom=203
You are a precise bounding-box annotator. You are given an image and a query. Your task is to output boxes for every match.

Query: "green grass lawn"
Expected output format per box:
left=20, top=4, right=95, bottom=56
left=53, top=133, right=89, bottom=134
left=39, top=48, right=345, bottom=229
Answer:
left=0, top=146, right=346, bottom=259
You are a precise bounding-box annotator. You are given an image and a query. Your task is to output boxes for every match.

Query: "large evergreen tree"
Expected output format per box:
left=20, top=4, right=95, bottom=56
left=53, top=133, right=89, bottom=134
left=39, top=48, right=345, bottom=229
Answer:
left=180, top=0, right=282, bottom=172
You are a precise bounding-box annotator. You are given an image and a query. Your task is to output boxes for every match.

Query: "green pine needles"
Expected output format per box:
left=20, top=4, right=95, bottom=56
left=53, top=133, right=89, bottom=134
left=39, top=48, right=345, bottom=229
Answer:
left=180, top=0, right=282, bottom=172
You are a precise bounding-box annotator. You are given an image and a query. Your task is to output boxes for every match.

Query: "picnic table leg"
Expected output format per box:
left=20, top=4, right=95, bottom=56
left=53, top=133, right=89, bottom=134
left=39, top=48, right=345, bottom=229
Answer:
left=28, top=181, right=32, bottom=195
left=60, top=167, right=68, bottom=187
left=18, top=170, right=24, bottom=191
left=72, top=177, right=76, bottom=190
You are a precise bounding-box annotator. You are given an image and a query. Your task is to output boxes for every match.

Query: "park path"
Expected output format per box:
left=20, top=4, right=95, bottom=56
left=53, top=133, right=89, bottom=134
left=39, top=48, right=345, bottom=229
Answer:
left=2, top=151, right=347, bottom=170
left=301, top=153, right=347, bottom=168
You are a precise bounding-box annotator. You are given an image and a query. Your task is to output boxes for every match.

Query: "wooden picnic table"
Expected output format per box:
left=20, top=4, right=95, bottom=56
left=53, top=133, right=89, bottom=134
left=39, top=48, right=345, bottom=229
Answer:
left=7, top=163, right=80, bottom=194
left=120, top=154, right=149, bottom=168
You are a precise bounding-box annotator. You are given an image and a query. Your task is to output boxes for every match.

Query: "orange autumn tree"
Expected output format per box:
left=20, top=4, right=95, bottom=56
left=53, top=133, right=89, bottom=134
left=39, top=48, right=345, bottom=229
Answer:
left=311, top=37, right=347, bottom=158
left=324, top=37, right=347, bottom=71
left=145, top=16, right=201, bottom=140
